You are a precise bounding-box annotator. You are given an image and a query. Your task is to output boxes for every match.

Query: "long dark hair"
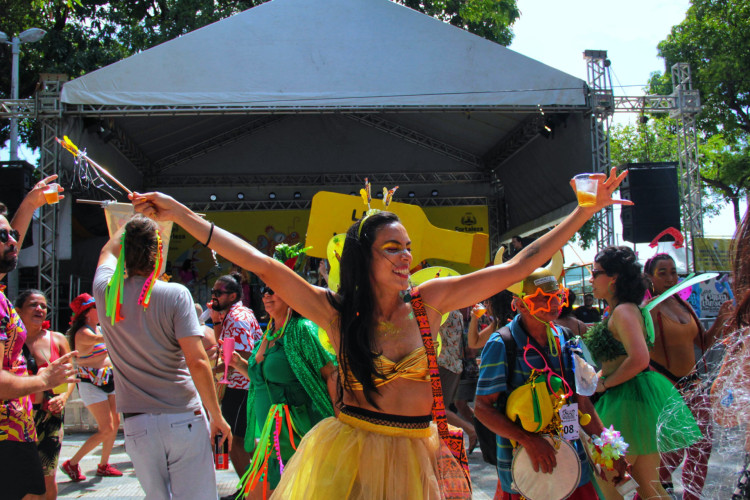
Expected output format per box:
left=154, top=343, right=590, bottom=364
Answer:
left=66, top=306, right=93, bottom=351
left=559, top=289, right=576, bottom=318
left=594, top=246, right=646, bottom=305
left=327, top=211, right=401, bottom=408
left=487, top=290, right=514, bottom=326
left=732, top=211, right=750, bottom=327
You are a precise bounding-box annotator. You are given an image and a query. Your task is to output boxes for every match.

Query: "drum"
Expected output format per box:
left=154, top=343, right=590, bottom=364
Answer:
left=510, top=435, right=581, bottom=500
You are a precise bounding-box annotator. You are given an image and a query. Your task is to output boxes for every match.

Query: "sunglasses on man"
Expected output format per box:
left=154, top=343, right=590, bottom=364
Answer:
left=260, top=286, right=275, bottom=296
left=0, top=228, right=20, bottom=244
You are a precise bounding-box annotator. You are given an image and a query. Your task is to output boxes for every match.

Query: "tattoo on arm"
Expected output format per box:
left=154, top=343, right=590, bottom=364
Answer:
left=520, top=243, right=540, bottom=260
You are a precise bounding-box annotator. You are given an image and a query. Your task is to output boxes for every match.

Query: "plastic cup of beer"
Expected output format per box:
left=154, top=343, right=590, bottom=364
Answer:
left=43, top=184, right=60, bottom=204
left=52, top=382, right=68, bottom=395
left=573, top=174, right=597, bottom=207
left=472, top=303, right=487, bottom=318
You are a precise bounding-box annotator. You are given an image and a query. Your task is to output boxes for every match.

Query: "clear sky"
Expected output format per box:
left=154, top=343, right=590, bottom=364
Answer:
left=509, top=0, right=743, bottom=245
left=510, top=0, right=691, bottom=100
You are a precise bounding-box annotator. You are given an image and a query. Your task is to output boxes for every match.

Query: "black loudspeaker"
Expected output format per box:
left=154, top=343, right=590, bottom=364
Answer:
left=620, top=162, right=681, bottom=244
left=0, top=163, right=34, bottom=216
left=0, top=163, right=35, bottom=248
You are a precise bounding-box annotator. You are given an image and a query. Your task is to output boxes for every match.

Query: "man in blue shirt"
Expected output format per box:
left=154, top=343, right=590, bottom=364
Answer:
left=475, top=269, right=627, bottom=499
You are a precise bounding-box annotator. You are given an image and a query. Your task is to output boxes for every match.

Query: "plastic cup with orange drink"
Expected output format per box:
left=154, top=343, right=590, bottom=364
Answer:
left=472, top=303, right=487, bottom=318
left=43, top=184, right=60, bottom=204
left=573, top=174, right=598, bottom=207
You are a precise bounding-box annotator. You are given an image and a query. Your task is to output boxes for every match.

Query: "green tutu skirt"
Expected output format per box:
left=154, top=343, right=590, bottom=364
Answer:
left=595, top=371, right=701, bottom=456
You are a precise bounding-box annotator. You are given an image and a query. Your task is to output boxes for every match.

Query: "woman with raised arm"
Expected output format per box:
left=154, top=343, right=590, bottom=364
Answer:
left=132, top=169, right=628, bottom=500
left=584, top=246, right=701, bottom=500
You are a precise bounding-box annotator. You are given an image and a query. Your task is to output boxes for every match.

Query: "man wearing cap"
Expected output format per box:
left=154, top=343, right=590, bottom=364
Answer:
left=93, top=214, right=231, bottom=499
left=1, top=180, right=76, bottom=500
left=475, top=260, right=627, bottom=499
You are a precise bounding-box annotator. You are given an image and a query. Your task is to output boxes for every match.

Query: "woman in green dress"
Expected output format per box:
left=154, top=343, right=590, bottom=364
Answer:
left=584, top=246, right=701, bottom=499
left=229, top=250, right=337, bottom=500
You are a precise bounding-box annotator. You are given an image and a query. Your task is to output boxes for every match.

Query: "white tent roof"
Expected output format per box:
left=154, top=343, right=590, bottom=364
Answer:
left=61, top=0, right=586, bottom=109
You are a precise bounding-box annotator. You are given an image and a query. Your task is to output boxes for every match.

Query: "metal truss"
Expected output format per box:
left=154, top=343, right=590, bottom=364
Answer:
left=61, top=102, right=590, bottom=117
left=585, top=52, right=703, bottom=270
left=35, top=81, right=64, bottom=327
left=0, top=98, right=35, bottom=119
left=185, top=195, right=488, bottom=212
left=487, top=172, right=504, bottom=256
left=345, top=114, right=482, bottom=168
left=149, top=171, right=487, bottom=189
left=670, top=63, right=703, bottom=271
left=584, top=50, right=616, bottom=250
left=151, top=115, right=287, bottom=175
left=483, top=114, right=545, bottom=169
left=100, top=119, right=153, bottom=176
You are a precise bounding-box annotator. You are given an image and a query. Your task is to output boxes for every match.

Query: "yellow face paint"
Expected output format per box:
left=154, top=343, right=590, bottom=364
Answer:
left=380, top=243, right=411, bottom=257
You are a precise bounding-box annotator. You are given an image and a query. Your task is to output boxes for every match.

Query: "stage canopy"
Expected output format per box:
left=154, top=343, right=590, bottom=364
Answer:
left=56, top=0, right=593, bottom=248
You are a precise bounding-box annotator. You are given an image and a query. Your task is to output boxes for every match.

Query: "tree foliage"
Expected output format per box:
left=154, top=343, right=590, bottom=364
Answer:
left=397, top=0, right=519, bottom=46
left=637, top=0, right=750, bottom=229
left=610, top=119, right=749, bottom=226
left=654, top=0, right=750, bottom=138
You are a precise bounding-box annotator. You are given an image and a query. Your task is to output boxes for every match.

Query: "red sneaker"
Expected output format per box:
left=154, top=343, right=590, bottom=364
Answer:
left=61, top=459, right=86, bottom=482
left=96, top=463, right=123, bottom=477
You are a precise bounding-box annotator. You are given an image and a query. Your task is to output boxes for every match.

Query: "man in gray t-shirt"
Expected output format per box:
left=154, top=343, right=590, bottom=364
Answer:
left=94, top=214, right=230, bottom=499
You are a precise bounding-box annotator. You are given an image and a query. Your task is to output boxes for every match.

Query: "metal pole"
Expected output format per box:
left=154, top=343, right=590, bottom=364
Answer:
left=9, top=36, right=19, bottom=161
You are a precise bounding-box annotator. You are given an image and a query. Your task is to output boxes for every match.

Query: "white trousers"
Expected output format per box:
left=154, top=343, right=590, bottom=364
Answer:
left=123, top=410, right=217, bottom=500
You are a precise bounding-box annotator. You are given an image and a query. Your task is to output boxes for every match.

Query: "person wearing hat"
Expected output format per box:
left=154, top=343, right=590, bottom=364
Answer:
left=475, top=254, right=629, bottom=499
left=60, top=293, right=122, bottom=482
left=93, top=214, right=231, bottom=499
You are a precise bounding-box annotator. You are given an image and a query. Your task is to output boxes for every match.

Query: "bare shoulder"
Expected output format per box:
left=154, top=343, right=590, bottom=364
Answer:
left=610, top=303, right=645, bottom=335
left=76, top=326, right=102, bottom=341
left=51, top=330, right=70, bottom=346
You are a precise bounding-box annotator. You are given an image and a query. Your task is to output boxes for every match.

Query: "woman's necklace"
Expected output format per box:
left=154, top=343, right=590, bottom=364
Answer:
left=376, top=320, right=400, bottom=336
left=264, top=308, right=292, bottom=342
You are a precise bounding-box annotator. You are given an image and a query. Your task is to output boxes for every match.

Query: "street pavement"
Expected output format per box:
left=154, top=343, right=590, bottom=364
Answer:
left=57, top=431, right=499, bottom=499
left=55, top=427, right=746, bottom=499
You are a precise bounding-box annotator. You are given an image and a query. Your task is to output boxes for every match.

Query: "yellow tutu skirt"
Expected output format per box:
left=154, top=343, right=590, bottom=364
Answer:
left=270, top=406, right=471, bottom=499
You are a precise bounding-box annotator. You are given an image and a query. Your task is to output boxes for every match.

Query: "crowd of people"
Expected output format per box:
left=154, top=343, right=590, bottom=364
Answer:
left=2, top=168, right=748, bottom=500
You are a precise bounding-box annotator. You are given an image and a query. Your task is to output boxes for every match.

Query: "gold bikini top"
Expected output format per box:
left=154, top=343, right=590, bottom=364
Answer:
left=342, top=346, right=430, bottom=390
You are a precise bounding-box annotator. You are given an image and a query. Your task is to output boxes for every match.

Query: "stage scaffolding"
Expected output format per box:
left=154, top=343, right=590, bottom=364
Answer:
left=1, top=55, right=703, bottom=325
left=584, top=51, right=702, bottom=270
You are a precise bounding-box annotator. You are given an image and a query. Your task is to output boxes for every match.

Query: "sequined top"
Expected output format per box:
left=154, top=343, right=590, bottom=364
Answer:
left=343, top=346, right=430, bottom=390
left=584, top=310, right=653, bottom=364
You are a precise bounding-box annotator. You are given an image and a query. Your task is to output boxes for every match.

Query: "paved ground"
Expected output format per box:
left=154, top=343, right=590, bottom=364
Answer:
left=55, top=427, right=745, bottom=499
left=56, top=432, right=499, bottom=499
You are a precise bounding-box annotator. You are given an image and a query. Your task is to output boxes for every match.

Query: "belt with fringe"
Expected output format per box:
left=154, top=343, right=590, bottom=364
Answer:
left=339, top=405, right=433, bottom=437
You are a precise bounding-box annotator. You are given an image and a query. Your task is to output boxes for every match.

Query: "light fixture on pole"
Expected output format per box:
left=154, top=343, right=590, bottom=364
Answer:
left=0, top=28, right=47, bottom=161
